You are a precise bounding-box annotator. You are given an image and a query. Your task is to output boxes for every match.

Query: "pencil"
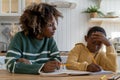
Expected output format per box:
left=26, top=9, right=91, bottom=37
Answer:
left=100, top=75, right=106, bottom=80
left=91, top=57, right=97, bottom=64
left=61, top=63, right=70, bottom=67
left=88, top=52, right=97, bottom=64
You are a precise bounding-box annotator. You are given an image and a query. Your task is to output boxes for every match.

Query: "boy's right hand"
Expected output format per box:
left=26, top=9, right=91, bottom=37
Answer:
left=87, top=63, right=102, bottom=72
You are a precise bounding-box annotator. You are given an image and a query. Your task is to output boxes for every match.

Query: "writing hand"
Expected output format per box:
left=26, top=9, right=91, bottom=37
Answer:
left=87, top=63, right=102, bottom=72
left=42, top=61, right=61, bottom=73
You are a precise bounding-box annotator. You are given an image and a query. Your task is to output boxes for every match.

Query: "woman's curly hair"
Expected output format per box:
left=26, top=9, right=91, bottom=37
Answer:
left=20, top=3, right=63, bottom=37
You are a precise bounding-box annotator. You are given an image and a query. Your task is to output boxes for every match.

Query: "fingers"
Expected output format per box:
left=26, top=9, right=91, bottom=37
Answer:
left=42, top=61, right=61, bottom=73
left=93, top=63, right=102, bottom=71
left=48, top=61, right=61, bottom=69
left=16, top=58, right=31, bottom=64
left=91, top=32, right=111, bottom=46
left=87, top=63, right=102, bottom=72
left=91, top=32, right=105, bottom=41
left=91, top=32, right=110, bottom=45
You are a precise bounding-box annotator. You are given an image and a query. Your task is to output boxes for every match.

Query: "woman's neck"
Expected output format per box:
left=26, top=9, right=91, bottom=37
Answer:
left=36, top=34, right=44, bottom=40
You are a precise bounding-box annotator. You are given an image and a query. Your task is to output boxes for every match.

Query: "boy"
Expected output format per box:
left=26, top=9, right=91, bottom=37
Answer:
left=66, top=26, right=117, bottom=72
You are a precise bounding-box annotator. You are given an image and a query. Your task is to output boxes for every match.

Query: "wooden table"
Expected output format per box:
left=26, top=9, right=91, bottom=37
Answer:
left=0, top=70, right=114, bottom=80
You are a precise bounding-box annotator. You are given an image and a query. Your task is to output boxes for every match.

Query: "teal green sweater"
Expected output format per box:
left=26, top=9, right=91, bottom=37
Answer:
left=5, top=31, right=61, bottom=74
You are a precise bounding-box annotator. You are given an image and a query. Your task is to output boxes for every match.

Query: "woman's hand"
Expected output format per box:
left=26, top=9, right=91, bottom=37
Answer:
left=16, top=58, right=31, bottom=64
left=42, top=61, right=61, bottom=73
left=87, top=63, right=102, bottom=72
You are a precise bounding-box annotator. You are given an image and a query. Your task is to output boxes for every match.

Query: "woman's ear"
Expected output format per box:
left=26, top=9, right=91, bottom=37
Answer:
left=84, top=36, right=87, bottom=42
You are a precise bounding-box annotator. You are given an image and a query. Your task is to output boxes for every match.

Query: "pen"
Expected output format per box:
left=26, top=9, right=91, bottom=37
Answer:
left=108, top=75, right=120, bottom=80
left=115, top=75, right=120, bottom=80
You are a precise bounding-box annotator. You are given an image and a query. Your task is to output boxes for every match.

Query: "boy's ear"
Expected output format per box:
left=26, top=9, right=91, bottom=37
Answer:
left=84, top=35, right=87, bottom=42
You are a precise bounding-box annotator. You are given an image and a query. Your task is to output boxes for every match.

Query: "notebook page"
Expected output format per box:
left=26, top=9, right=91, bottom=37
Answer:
left=40, top=70, right=91, bottom=77
left=91, top=70, right=113, bottom=75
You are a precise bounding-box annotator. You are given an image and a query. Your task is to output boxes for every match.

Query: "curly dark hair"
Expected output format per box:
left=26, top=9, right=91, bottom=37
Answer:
left=20, top=3, right=63, bottom=37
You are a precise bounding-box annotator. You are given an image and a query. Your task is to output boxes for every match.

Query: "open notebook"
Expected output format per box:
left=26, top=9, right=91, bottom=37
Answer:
left=91, top=70, right=113, bottom=75
left=40, top=69, right=113, bottom=77
left=40, top=70, right=91, bottom=77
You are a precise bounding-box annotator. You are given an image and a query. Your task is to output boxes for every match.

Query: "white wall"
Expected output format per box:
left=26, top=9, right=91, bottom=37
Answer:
left=53, top=0, right=120, bottom=51
left=54, top=0, right=93, bottom=51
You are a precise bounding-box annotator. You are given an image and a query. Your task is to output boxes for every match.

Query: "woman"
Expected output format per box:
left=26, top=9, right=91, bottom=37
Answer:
left=5, top=3, right=63, bottom=74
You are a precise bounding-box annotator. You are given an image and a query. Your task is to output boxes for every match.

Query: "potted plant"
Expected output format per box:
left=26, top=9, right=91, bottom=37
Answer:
left=83, top=5, right=104, bottom=18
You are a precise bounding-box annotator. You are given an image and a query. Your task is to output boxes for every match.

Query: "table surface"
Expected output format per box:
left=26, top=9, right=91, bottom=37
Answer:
left=0, top=52, right=117, bottom=80
left=0, top=70, right=115, bottom=80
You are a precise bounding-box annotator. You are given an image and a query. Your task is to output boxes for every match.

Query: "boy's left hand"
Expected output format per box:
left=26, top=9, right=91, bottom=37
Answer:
left=91, top=32, right=111, bottom=46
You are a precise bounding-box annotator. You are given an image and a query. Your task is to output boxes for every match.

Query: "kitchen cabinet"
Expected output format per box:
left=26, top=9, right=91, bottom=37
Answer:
left=0, top=0, right=43, bottom=16
left=0, top=0, right=21, bottom=16
left=22, top=0, right=41, bottom=12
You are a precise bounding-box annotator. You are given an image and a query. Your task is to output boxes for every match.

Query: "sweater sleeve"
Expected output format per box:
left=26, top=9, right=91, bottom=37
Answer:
left=99, top=46, right=117, bottom=72
left=48, top=38, right=61, bottom=62
left=5, top=33, right=43, bottom=74
left=66, top=44, right=89, bottom=71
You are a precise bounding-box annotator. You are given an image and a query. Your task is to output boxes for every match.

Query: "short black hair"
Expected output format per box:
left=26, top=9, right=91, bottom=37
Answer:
left=87, top=26, right=106, bottom=37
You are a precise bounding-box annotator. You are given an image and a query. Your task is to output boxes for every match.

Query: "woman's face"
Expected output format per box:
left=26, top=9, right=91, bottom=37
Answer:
left=40, top=17, right=57, bottom=38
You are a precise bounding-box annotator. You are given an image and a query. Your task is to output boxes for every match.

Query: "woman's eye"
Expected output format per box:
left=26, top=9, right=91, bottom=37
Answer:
left=48, top=23, right=54, bottom=27
left=49, top=24, right=52, bottom=27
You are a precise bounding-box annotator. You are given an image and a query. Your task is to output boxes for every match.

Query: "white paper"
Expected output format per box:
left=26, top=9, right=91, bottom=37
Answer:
left=40, top=70, right=91, bottom=77
left=40, top=69, right=113, bottom=77
left=91, top=70, right=113, bottom=75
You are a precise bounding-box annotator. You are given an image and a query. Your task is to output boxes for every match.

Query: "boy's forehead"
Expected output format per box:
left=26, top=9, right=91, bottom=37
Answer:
left=88, top=31, right=105, bottom=37
left=91, top=31, right=104, bottom=34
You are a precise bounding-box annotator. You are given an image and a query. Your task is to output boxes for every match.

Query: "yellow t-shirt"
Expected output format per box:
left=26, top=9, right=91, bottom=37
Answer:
left=66, top=43, right=117, bottom=72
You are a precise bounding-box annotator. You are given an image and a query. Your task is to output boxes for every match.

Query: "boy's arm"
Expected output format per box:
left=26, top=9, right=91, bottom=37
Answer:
left=99, top=46, right=117, bottom=72
left=66, top=45, right=89, bottom=71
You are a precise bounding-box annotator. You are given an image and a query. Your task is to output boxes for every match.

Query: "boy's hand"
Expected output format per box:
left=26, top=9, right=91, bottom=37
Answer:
left=42, top=61, right=61, bottom=73
left=87, top=63, right=102, bottom=72
left=91, top=32, right=111, bottom=46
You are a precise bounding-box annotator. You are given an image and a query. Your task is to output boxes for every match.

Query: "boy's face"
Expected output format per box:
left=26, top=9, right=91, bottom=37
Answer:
left=85, top=32, right=103, bottom=53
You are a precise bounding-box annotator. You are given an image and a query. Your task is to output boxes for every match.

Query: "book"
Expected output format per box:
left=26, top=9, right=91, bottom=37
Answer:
left=40, top=70, right=113, bottom=77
